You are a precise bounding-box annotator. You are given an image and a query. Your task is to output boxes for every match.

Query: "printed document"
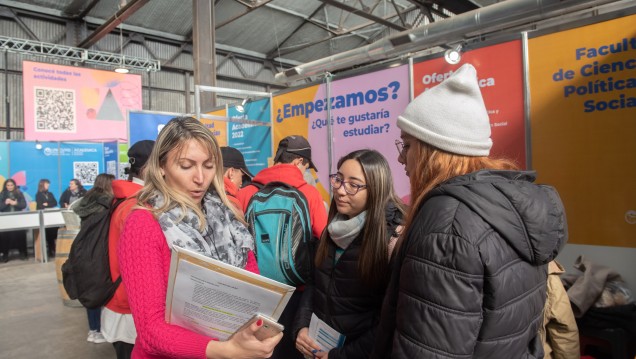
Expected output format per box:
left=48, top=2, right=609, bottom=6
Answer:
left=166, top=246, right=294, bottom=340
left=308, top=313, right=346, bottom=351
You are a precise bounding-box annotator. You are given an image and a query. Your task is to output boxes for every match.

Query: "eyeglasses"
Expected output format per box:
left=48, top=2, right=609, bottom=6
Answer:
left=395, top=139, right=409, bottom=156
left=329, top=174, right=367, bottom=195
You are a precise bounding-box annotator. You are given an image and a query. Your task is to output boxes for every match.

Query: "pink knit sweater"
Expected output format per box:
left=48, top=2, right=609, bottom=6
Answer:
left=119, top=209, right=259, bottom=359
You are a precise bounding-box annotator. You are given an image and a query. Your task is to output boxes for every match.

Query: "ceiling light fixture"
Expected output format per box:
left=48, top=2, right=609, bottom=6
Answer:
left=444, top=45, right=462, bottom=65
left=236, top=98, right=249, bottom=113
left=114, top=11, right=129, bottom=74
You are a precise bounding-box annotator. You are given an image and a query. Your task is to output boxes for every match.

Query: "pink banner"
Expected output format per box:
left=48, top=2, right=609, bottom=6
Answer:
left=273, top=65, right=411, bottom=200
left=313, top=66, right=411, bottom=198
left=23, top=61, right=142, bottom=141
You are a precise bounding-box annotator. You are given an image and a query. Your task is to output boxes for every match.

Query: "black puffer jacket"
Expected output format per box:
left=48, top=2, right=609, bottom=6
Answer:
left=371, top=170, right=567, bottom=359
left=294, top=205, right=403, bottom=359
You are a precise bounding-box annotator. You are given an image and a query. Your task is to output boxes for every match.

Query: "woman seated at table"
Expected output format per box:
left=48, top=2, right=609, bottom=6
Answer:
left=0, top=179, right=28, bottom=262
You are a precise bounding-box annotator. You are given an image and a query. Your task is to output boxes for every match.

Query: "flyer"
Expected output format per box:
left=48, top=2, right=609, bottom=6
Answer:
left=166, top=246, right=294, bottom=340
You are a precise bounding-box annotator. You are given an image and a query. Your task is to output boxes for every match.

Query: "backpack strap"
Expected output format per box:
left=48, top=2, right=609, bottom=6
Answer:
left=109, top=197, right=127, bottom=290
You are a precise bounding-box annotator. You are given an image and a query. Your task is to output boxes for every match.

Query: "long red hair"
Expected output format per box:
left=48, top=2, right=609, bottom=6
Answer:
left=399, top=135, right=518, bottom=249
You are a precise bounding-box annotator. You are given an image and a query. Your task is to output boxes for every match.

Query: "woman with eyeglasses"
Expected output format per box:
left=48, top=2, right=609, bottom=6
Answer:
left=371, top=64, right=567, bottom=358
left=293, top=149, right=406, bottom=359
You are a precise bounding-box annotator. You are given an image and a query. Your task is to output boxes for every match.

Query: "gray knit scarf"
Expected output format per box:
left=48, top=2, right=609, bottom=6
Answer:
left=327, top=211, right=367, bottom=250
left=152, top=191, right=254, bottom=268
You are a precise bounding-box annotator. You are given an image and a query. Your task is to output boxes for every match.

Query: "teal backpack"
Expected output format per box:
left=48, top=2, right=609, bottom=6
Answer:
left=245, top=181, right=314, bottom=286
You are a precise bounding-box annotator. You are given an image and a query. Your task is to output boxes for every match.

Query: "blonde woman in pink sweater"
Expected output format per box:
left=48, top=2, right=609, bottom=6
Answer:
left=119, top=117, right=281, bottom=359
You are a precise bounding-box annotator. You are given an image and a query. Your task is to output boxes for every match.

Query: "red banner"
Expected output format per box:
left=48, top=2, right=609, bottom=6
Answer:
left=413, top=40, right=526, bottom=168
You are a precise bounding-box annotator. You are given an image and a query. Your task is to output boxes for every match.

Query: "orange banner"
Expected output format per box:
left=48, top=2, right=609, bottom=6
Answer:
left=528, top=14, right=636, bottom=247
left=203, top=109, right=229, bottom=147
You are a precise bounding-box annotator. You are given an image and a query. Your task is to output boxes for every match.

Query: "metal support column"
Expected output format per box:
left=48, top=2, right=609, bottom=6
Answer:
left=192, top=0, right=217, bottom=112
left=4, top=50, right=9, bottom=139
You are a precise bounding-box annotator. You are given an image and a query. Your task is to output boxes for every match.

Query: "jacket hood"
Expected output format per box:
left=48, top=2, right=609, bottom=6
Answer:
left=112, top=179, right=142, bottom=199
left=431, top=170, right=567, bottom=265
left=252, top=163, right=308, bottom=189
left=72, top=193, right=112, bottom=219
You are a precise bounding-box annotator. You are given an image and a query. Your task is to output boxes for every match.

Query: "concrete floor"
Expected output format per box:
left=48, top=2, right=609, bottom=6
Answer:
left=0, top=254, right=115, bottom=359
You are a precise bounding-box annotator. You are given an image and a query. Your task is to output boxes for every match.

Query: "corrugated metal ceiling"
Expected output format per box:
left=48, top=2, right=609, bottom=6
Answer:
left=1, top=0, right=494, bottom=67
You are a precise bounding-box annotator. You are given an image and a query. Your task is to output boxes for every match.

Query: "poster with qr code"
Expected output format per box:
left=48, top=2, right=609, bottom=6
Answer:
left=106, top=160, right=117, bottom=177
left=22, top=61, right=141, bottom=141
left=119, top=163, right=130, bottom=180
left=34, top=87, right=77, bottom=132
left=73, top=161, right=99, bottom=186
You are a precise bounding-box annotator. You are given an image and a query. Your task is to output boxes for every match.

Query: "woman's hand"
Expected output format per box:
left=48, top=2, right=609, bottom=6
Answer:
left=296, top=327, right=323, bottom=359
left=206, top=319, right=282, bottom=359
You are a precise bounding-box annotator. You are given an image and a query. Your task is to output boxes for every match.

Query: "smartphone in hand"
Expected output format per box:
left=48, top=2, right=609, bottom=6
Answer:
left=238, top=313, right=284, bottom=340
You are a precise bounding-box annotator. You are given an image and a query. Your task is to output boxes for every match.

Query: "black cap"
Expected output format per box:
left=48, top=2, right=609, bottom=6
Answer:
left=221, top=146, right=254, bottom=178
left=127, top=140, right=155, bottom=171
left=273, top=135, right=317, bottom=171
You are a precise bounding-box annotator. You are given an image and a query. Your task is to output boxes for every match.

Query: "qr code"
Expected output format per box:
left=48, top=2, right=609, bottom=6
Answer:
left=119, top=163, right=130, bottom=180
left=106, top=160, right=117, bottom=176
left=34, top=87, right=76, bottom=132
left=73, top=162, right=99, bottom=186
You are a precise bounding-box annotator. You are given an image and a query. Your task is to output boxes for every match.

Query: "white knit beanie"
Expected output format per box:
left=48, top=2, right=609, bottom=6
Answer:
left=397, top=63, right=492, bottom=156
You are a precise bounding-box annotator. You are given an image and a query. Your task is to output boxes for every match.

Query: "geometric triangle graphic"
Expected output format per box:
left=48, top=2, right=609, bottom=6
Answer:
left=96, top=89, right=124, bottom=121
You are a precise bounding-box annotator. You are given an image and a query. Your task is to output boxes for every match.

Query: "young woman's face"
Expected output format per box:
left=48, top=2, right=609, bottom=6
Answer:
left=43, top=182, right=50, bottom=191
left=333, top=159, right=368, bottom=218
left=6, top=181, right=15, bottom=192
left=398, top=131, right=417, bottom=178
left=161, top=139, right=216, bottom=205
left=69, top=181, right=78, bottom=191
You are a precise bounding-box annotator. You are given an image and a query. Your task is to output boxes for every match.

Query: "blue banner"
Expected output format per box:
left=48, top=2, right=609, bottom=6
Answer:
left=228, top=98, right=272, bottom=177
left=103, top=141, right=119, bottom=177
left=0, top=142, right=8, bottom=185
left=59, top=142, right=104, bottom=190
left=9, top=141, right=61, bottom=208
left=129, top=111, right=180, bottom=145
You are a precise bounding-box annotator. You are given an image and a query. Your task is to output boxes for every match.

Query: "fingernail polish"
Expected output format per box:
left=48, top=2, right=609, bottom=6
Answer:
left=256, top=319, right=263, bottom=326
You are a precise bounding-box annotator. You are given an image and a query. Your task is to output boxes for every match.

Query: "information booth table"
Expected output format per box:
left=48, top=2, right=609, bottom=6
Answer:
left=0, top=209, right=65, bottom=263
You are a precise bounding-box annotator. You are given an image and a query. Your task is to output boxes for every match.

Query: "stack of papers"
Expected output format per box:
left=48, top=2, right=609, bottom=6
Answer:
left=165, top=246, right=295, bottom=340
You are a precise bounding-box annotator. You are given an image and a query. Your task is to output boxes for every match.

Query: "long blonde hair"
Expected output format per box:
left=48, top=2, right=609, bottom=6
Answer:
left=402, top=138, right=518, bottom=246
left=136, top=117, right=245, bottom=229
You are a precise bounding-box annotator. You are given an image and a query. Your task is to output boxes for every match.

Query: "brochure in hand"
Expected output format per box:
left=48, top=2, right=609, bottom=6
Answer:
left=165, top=246, right=294, bottom=340
left=309, top=313, right=346, bottom=351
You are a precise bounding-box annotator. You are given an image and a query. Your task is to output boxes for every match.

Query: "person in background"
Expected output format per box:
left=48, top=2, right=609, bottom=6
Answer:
left=102, top=139, right=155, bottom=359
left=540, top=260, right=580, bottom=359
left=119, top=117, right=280, bottom=359
left=0, top=179, right=28, bottom=262
left=60, top=178, right=87, bottom=208
left=294, top=149, right=406, bottom=359
left=72, top=173, right=116, bottom=344
left=36, top=178, right=59, bottom=257
left=371, top=64, right=568, bottom=358
left=220, top=146, right=253, bottom=211
left=237, top=135, right=328, bottom=359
